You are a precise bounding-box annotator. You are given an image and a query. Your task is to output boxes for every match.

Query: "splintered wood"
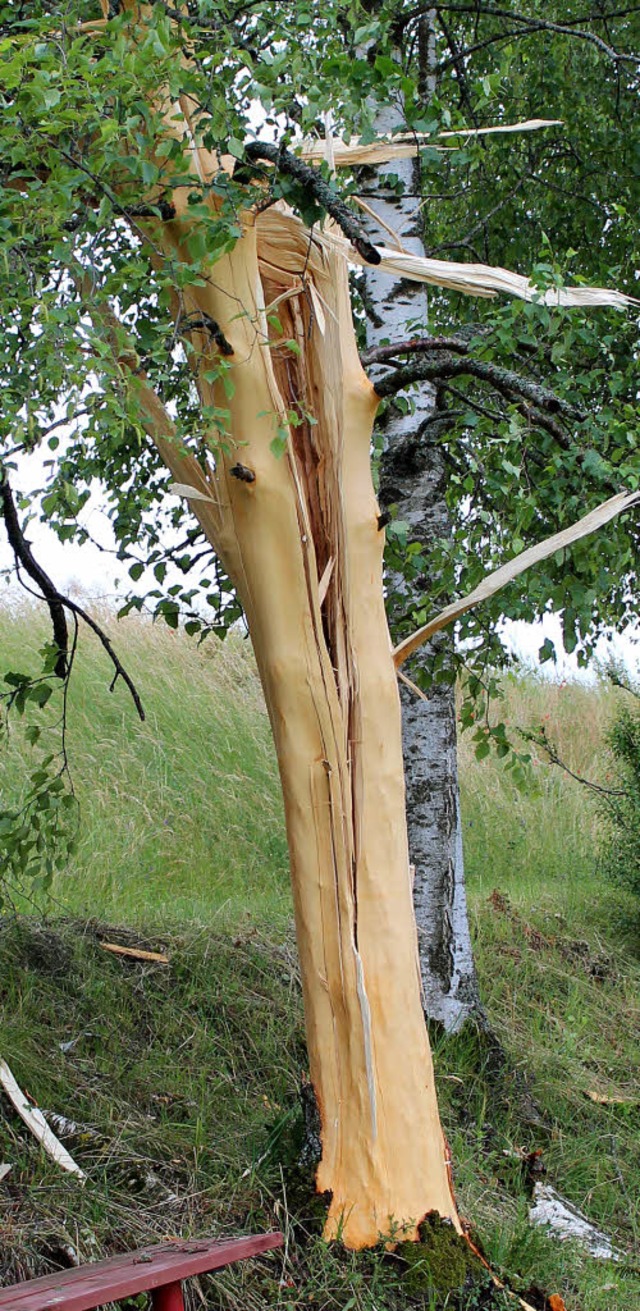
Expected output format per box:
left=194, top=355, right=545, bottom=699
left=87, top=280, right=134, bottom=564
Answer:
left=0, top=1059, right=86, bottom=1180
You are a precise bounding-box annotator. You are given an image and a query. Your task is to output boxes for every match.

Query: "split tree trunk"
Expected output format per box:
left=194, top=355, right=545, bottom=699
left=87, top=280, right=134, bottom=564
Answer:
left=109, top=79, right=459, bottom=1238
left=357, top=68, right=481, bottom=1033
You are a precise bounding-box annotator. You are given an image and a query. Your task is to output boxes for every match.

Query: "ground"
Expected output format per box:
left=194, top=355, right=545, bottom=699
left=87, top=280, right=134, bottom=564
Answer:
left=0, top=606, right=639, bottom=1309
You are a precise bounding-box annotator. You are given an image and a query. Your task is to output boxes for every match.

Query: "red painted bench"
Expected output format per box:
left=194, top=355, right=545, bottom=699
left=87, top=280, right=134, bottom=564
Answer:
left=0, top=1232, right=283, bottom=1311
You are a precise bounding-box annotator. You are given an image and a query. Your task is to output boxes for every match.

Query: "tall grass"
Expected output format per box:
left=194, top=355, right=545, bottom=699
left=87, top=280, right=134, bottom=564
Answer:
left=460, top=672, right=623, bottom=911
left=0, top=599, right=290, bottom=929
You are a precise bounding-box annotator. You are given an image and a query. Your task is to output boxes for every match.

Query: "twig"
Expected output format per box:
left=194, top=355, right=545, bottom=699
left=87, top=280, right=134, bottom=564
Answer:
left=100, top=942, right=169, bottom=963
left=519, top=723, right=627, bottom=799
left=400, top=4, right=640, bottom=65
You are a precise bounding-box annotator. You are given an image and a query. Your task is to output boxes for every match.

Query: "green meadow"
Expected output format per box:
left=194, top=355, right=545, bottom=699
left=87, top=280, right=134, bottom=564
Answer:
left=1, top=603, right=638, bottom=1310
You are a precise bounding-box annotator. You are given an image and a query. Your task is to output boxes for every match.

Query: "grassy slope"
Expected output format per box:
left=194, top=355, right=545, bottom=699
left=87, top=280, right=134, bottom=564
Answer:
left=0, top=605, right=290, bottom=929
left=0, top=604, right=638, bottom=1310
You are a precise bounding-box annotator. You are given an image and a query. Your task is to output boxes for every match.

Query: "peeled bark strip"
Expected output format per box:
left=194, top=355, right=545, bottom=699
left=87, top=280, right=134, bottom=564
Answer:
left=357, top=83, right=481, bottom=1033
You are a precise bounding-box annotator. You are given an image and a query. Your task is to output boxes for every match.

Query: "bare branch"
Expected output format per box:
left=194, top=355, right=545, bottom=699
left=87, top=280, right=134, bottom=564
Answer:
left=0, top=471, right=68, bottom=680
left=0, top=471, right=144, bottom=719
left=360, top=335, right=471, bottom=366
left=401, top=4, right=640, bottom=65
left=519, top=723, right=627, bottom=799
left=372, top=349, right=585, bottom=422
left=243, top=141, right=382, bottom=265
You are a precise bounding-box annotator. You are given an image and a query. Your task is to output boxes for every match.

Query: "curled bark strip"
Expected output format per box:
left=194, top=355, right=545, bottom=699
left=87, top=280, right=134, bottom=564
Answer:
left=394, top=488, right=640, bottom=668
left=243, top=142, right=382, bottom=265
left=0, top=472, right=144, bottom=720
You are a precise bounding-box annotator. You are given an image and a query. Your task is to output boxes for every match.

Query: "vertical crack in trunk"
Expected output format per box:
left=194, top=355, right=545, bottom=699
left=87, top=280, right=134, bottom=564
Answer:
left=264, top=269, right=375, bottom=1133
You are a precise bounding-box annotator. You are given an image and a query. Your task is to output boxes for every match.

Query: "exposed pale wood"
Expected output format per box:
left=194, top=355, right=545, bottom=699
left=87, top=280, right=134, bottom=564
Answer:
left=394, top=489, right=640, bottom=668
left=0, top=1060, right=86, bottom=1180
left=89, top=55, right=461, bottom=1241
left=256, top=205, right=638, bottom=309
left=80, top=10, right=637, bottom=1255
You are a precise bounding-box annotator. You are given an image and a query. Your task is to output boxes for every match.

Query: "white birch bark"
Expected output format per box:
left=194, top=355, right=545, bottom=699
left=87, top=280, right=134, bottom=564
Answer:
left=358, top=84, right=481, bottom=1033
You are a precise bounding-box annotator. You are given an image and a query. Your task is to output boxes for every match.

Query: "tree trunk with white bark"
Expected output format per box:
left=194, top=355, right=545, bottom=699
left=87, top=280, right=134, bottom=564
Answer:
left=357, top=90, right=481, bottom=1033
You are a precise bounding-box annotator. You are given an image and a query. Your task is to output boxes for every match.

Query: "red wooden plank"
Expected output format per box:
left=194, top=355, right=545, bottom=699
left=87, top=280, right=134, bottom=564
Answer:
left=0, top=1233, right=283, bottom=1311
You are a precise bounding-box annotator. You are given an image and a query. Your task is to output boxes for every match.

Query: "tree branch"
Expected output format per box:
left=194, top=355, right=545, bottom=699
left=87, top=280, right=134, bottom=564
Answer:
left=243, top=142, right=382, bottom=264
left=0, top=471, right=69, bottom=680
left=361, top=335, right=471, bottom=366
left=0, top=471, right=144, bottom=719
left=400, top=4, right=640, bottom=64
left=372, top=349, right=585, bottom=422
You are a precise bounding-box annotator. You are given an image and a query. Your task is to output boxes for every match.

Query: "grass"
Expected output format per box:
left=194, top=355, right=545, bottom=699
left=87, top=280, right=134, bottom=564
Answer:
left=1, top=602, right=639, bottom=1310
left=0, top=602, right=290, bottom=930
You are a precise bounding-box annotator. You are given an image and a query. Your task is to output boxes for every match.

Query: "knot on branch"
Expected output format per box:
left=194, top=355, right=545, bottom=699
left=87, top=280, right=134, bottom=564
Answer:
left=230, top=463, right=256, bottom=484
left=181, top=313, right=234, bottom=356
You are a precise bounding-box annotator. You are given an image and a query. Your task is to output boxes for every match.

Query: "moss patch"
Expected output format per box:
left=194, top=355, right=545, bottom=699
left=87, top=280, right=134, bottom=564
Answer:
left=396, top=1213, right=482, bottom=1296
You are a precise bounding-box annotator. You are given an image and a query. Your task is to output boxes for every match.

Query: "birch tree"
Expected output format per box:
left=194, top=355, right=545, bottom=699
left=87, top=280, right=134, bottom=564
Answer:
left=356, top=5, right=479, bottom=1032
left=1, top=0, right=638, bottom=1253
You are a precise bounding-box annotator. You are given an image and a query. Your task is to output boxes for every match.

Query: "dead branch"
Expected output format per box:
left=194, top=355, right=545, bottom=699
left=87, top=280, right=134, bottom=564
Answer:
left=0, top=472, right=144, bottom=720
left=243, top=142, right=382, bottom=264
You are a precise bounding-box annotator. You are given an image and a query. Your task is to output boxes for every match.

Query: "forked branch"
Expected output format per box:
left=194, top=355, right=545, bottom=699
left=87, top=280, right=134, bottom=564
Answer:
left=0, top=471, right=144, bottom=719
